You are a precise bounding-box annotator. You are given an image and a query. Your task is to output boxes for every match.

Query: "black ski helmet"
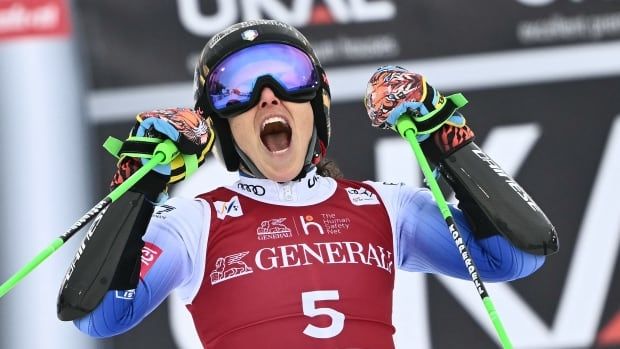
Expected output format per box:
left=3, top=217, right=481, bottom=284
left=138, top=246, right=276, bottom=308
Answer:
left=193, top=19, right=331, bottom=173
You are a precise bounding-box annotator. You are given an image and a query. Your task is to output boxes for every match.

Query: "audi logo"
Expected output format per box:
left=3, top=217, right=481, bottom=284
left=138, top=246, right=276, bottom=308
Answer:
left=237, top=183, right=266, bottom=196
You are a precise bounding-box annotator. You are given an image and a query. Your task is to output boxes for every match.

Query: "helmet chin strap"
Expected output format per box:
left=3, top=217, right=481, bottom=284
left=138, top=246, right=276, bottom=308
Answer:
left=236, top=127, right=318, bottom=181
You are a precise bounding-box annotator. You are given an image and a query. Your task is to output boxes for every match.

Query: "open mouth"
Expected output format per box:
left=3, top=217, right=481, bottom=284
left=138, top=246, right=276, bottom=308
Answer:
left=260, top=116, right=292, bottom=153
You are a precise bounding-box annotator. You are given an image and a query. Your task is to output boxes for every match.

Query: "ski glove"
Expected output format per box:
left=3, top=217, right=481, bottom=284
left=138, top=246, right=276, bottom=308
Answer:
left=109, top=108, right=215, bottom=196
left=364, top=65, right=474, bottom=160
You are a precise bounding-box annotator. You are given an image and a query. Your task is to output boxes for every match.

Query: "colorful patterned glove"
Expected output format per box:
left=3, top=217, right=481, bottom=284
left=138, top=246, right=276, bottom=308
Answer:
left=364, top=65, right=474, bottom=159
left=109, top=108, right=215, bottom=194
left=365, top=66, right=468, bottom=133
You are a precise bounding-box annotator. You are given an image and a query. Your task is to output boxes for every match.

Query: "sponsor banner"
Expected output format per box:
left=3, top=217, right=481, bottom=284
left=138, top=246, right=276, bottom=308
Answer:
left=0, top=0, right=71, bottom=41
left=91, top=76, right=620, bottom=348
left=74, top=0, right=620, bottom=89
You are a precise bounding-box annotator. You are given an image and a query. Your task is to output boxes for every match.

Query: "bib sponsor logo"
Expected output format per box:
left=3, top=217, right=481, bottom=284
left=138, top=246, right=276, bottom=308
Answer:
left=214, top=196, right=244, bottom=219
left=299, top=214, right=352, bottom=235
left=255, top=241, right=393, bottom=273
left=209, top=252, right=254, bottom=285
left=346, top=187, right=380, bottom=206
left=237, top=183, right=266, bottom=196
left=140, top=242, right=163, bottom=279
left=300, top=215, right=324, bottom=235
left=257, top=218, right=293, bottom=240
left=209, top=241, right=393, bottom=286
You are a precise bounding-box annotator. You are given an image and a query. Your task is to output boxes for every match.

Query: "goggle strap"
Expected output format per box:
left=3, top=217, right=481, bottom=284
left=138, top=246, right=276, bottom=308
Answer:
left=234, top=142, right=266, bottom=179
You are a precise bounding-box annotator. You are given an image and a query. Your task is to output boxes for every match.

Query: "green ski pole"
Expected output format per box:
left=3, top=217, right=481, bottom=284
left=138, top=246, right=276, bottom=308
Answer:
left=0, top=139, right=179, bottom=299
left=395, top=116, right=514, bottom=349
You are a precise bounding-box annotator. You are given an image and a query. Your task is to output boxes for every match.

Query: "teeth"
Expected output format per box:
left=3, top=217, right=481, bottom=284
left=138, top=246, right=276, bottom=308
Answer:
left=261, top=116, right=288, bottom=130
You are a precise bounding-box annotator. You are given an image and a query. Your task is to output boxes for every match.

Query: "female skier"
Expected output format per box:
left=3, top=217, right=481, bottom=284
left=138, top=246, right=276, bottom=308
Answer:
left=58, top=19, right=557, bottom=349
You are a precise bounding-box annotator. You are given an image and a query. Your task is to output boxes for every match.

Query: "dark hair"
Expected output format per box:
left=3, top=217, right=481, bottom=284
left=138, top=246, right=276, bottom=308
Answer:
left=316, top=157, right=344, bottom=179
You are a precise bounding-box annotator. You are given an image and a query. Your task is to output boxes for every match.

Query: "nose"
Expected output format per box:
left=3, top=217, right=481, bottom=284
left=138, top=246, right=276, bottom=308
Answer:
left=258, top=87, right=281, bottom=108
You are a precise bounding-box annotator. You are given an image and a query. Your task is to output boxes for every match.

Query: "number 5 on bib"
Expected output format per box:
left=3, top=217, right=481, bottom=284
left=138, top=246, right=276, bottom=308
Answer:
left=301, top=290, right=345, bottom=339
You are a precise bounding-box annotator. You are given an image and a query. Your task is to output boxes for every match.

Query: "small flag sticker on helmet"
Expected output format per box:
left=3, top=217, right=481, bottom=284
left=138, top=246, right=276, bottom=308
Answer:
left=241, top=29, right=258, bottom=41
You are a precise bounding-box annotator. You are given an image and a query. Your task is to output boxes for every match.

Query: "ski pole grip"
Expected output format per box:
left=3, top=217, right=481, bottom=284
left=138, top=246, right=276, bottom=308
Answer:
left=107, top=139, right=178, bottom=203
left=395, top=115, right=418, bottom=138
left=153, top=139, right=179, bottom=164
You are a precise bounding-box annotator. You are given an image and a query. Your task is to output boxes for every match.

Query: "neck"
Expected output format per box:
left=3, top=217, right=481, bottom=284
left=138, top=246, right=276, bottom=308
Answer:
left=231, top=167, right=336, bottom=205
left=238, top=163, right=316, bottom=182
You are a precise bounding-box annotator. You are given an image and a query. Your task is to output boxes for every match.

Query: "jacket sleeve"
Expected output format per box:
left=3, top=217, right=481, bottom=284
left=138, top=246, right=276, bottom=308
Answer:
left=370, top=182, right=545, bottom=282
left=73, top=197, right=207, bottom=337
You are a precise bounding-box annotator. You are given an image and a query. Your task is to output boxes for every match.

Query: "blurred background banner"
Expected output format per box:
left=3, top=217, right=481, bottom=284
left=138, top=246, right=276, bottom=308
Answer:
left=76, top=0, right=620, bottom=88
left=0, top=0, right=71, bottom=41
left=1, top=0, right=619, bottom=348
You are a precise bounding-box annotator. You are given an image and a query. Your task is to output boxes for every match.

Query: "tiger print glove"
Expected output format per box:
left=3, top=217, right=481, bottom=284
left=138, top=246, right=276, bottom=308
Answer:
left=365, top=65, right=473, bottom=165
left=110, top=108, right=215, bottom=196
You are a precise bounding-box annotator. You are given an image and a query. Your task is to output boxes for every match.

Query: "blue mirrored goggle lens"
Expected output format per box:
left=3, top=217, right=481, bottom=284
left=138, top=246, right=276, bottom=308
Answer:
left=207, top=43, right=319, bottom=113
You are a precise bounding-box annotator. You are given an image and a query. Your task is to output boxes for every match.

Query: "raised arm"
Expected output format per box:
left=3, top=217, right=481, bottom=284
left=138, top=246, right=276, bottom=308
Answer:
left=365, top=67, right=559, bottom=281
left=57, top=108, right=214, bottom=329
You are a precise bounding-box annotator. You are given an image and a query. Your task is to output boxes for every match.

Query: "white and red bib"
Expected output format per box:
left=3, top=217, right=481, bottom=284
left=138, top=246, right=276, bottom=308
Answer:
left=188, top=174, right=396, bottom=349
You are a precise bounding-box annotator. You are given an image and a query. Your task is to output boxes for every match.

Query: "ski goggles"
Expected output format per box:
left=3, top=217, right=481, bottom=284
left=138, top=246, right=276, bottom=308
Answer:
left=206, top=43, right=320, bottom=118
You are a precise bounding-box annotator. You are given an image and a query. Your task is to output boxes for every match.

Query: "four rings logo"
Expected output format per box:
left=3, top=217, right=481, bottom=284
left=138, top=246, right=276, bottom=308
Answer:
left=237, top=183, right=266, bottom=196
